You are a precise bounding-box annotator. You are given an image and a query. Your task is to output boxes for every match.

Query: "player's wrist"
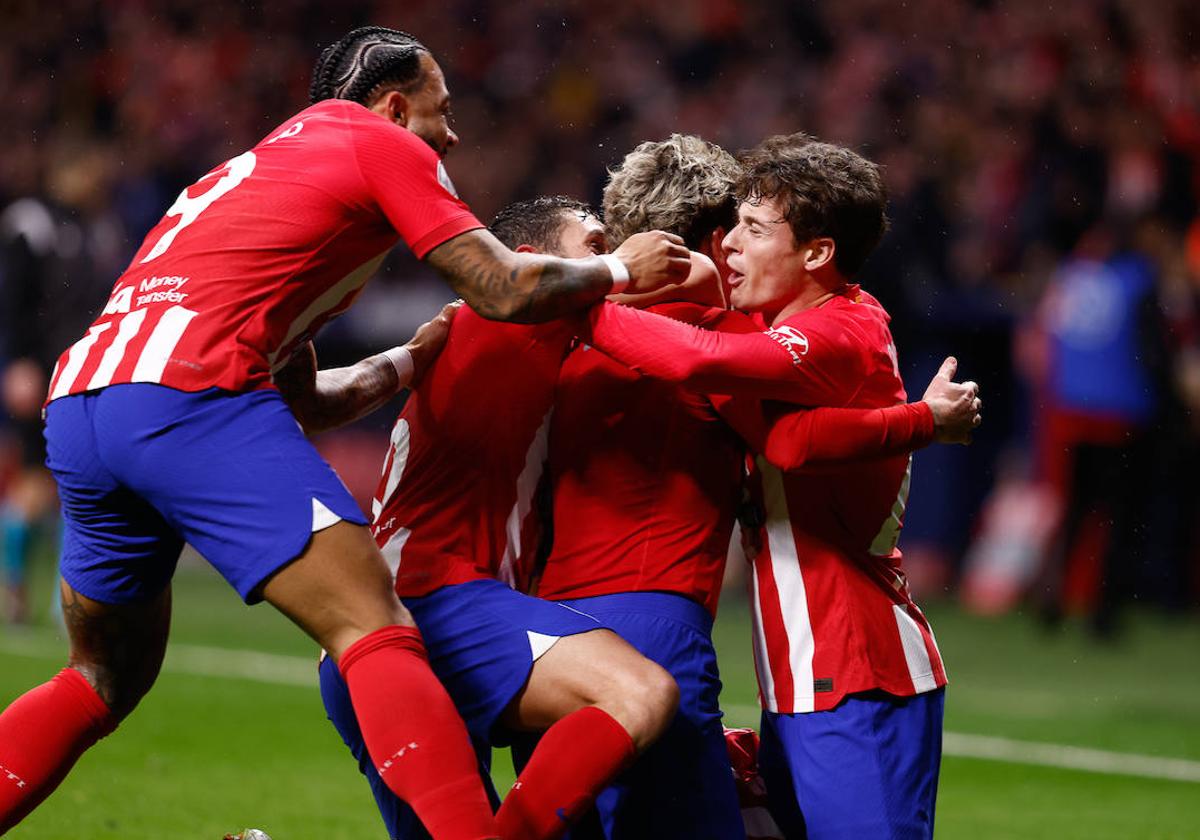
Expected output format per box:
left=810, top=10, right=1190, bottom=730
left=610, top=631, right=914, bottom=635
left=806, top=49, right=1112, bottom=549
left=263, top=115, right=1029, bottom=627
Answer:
left=382, top=345, right=414, bottom=390
left=598, top=254, right=630, bottom=294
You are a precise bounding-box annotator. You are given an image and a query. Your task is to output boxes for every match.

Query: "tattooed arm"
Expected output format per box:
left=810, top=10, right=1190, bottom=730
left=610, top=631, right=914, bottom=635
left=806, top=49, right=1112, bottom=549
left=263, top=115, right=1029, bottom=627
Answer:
left=275, top=303, right=460, bottom=435
left=425, top=228, right=691, bottom=323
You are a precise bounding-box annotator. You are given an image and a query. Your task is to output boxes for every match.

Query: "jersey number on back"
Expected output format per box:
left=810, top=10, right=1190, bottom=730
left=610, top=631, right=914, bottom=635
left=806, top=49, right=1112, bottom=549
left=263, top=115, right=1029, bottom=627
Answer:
left=140, top=151, right=257, bottom=264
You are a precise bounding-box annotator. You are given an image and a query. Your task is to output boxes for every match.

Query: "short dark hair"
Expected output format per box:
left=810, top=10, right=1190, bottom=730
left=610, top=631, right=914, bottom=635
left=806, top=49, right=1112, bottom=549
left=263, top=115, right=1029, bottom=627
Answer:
left=310, top=27, right=429, bottom=106
left=490, top=196, right=596, bottom=255
left=603, top=135, right=740, bottom=250
left=737, top=133, right=889, bottom=276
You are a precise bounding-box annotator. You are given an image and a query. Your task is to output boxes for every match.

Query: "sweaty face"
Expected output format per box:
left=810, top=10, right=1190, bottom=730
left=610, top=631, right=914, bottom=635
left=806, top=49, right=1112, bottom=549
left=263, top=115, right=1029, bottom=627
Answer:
left=404, top=53, right=459, bottom=157
left=550, top=211, right=607, bottom=258
left=721, top=197, right=807, bottom=323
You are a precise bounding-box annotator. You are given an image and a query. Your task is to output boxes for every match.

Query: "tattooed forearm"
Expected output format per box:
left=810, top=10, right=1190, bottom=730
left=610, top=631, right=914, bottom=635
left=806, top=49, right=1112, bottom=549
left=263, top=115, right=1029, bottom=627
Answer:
left=426, top=229, right=611, bottom=323
left=273, top=342, right=401, bottom=435
left=284, top=356, right=399, bottom=435
left=307, top=356, right=399, bottom=434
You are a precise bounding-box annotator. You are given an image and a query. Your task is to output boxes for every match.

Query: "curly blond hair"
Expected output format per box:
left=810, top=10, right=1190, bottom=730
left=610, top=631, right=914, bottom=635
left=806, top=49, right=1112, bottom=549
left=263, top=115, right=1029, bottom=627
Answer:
left=602, top=134, right=740, bottom=250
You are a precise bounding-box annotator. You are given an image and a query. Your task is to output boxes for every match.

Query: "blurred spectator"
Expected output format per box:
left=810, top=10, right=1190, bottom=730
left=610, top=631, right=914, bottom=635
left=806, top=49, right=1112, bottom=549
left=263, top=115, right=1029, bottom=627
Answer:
left=1, top=0, right=1199, bottom=614
left=0, top=140, right=130, bottom=622
left=1027, top=221, right=1174, bottom=637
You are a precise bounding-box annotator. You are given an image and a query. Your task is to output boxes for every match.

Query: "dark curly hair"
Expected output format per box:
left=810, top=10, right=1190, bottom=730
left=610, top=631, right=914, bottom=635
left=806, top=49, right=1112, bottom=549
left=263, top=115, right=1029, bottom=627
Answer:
left=309, top=27, right=429, bottom=106
left=490, top=196, right=596, bottom=255
left=737, top=133, right=889, bottom=276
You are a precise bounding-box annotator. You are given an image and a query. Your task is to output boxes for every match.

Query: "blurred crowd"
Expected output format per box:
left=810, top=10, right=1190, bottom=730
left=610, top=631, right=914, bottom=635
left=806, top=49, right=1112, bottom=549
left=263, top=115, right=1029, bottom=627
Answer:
left=2, top=0, right=1199, bottom=628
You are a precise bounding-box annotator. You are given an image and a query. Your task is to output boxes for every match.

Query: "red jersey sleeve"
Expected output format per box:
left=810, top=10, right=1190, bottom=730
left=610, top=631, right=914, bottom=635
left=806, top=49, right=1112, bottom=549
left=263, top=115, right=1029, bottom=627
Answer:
left=585, top=301, right=867, bottom=404
left=349, top=113, right=483, bottom=258
left=715, top=399, right=934, bottom=471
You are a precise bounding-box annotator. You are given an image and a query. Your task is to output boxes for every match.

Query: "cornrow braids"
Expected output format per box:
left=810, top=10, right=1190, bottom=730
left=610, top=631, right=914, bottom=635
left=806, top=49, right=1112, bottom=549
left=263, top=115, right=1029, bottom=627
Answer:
left=309, top=26, right=429, bottom=106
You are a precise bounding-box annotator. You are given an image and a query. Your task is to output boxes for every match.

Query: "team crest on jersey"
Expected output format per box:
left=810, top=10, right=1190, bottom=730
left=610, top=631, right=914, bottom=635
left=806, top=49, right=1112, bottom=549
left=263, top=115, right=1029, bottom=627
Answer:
left=765, top=325, right=809, bottom=366
left=436, top=161, right=459, bottom=197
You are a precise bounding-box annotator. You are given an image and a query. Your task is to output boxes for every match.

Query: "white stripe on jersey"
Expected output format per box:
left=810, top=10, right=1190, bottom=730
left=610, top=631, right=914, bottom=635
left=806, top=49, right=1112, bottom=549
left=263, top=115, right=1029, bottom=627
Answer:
left=918, top=604, right=946, bottom=679
left=49, top=323, right=112, bottom=400
left=758, top=457, right=816, bottom=713
left=892, top=604, right=939, bottom=693
left=869, top=456, right=911, bottom=557
left=86, top=309, right=148, bottom=391
left=379, top=527, right=412, bottom=579
left=747, top=534, right=779, bottom=713
left=268, top=251, right=388, bottom=372
left=497, top=408, right=552, bottom=589
left=131, top=305, right=199, bottom=384
left=374, top=419, right=411, bottom=521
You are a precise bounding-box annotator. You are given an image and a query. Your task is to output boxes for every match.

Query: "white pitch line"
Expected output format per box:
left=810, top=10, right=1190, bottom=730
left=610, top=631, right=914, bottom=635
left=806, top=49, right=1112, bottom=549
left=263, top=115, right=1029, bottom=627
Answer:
left=0, top=636, right=318, bottom=688
left=721, top=703, right=1200, bottom=784
left=5, top=638, right=1199, bottom=784
left=941, top=732, right=1200, bottom=784
left=165, top=643, right=317, bottom=687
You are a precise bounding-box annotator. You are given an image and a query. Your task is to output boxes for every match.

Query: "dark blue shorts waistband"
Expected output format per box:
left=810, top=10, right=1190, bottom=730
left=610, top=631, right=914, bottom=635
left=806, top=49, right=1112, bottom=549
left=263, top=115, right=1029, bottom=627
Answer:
left=556, top=591, right=713, bottom=635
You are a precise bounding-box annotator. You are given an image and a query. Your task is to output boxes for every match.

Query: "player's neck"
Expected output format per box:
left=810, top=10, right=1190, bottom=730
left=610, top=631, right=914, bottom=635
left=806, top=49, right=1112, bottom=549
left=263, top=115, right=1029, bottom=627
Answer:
left=770, top=276, right=850, bottom=326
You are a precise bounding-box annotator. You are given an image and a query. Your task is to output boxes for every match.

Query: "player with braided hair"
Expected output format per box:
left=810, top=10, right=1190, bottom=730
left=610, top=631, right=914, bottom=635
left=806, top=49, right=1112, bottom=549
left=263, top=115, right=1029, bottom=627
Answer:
left=0, top=25, right=689, bottom=838
left=308, top=27, right=429, bottom=106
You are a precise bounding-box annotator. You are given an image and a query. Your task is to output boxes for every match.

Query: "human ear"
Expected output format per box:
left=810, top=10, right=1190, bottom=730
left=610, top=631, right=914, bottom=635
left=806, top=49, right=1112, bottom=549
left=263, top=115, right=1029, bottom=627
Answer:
left=804, top=237, right=836, bottom=272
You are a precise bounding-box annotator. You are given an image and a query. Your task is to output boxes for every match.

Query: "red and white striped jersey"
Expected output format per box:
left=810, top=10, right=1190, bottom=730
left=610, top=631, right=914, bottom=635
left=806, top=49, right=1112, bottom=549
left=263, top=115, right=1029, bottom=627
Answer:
left=585, top=287, right=947, bottom=713
left=46, top=99, right=481, bottom=402
left=372, top=307, right=575, bottom=598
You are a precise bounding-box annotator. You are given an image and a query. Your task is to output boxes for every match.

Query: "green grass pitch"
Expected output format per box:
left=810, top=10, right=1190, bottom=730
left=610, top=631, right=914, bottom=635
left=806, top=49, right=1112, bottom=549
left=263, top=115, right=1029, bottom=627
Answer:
left=1, top=556, right=1197, bottom=839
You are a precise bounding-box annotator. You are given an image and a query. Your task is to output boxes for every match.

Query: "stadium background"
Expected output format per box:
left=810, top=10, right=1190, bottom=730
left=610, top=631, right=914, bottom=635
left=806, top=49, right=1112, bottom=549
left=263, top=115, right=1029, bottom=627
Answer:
left=1, top=0, right=1198, bottom=837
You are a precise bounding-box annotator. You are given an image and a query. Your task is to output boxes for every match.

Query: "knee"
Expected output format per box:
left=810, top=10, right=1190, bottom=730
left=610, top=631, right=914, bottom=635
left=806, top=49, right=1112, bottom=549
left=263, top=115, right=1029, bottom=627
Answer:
left=599, top=658, right=679, bottom=752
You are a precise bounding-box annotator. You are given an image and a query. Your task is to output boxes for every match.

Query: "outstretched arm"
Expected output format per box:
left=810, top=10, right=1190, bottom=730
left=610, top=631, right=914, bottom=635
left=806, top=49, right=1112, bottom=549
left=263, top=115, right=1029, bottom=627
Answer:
left=721, top=400, right=935, bottom=471
left=275, top=302, right=459, bottom=435
left=717, top=356, right=981, bottom=471
left=425, top=228, right=691, bottom=324
left=585, top=301, right=859, bottom=404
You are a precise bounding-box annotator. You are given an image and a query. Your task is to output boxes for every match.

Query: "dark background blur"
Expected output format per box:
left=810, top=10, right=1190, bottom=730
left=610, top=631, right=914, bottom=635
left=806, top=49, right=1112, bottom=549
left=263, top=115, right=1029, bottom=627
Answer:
left=2, top=0, right=1199, bottom=630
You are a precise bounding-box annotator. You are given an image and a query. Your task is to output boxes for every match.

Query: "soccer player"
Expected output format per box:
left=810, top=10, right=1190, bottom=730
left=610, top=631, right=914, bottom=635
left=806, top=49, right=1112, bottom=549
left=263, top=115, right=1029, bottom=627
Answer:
left=577, top=134, right=971, bottom=838
left=536, top=136, right=976, bottom=839
left=0, top=27, right=690, bottom=837
left=313, top=194, right=961, bottom=840
left=315, top=196, right=681, bottom=840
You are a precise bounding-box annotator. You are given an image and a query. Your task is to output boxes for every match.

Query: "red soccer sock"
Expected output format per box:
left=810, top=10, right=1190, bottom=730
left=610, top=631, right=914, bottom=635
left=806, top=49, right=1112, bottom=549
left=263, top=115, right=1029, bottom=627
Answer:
left=496, top=706, right=636, bottom=840
left=0, top=667, right=116, bottom=833
left=338, top=624, right=498, bottom=840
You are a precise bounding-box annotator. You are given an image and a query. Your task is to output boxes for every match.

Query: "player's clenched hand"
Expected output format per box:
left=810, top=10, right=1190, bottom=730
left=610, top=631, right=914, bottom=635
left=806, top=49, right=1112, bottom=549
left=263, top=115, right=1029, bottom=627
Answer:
left=612, top=231, right=692, bottom=294
left=405, top=301, right=462, bottom=385
left=922, top=356, right=982, bottom=445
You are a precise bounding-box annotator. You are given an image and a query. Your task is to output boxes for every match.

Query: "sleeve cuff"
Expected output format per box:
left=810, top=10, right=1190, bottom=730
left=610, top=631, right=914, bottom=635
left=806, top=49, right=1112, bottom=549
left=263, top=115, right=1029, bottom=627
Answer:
left=409, top=214, right=486, bottom=260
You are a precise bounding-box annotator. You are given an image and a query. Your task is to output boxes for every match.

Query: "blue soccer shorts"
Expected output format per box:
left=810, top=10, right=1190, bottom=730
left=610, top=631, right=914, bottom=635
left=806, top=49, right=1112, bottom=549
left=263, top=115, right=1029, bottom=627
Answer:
left=44, top=384, right=367, bottom=604
left=758, top=687, right=945, bottom=839
left=519, top=591, right=744, bottom=840
left=320, top=578, right=605, bottom=839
